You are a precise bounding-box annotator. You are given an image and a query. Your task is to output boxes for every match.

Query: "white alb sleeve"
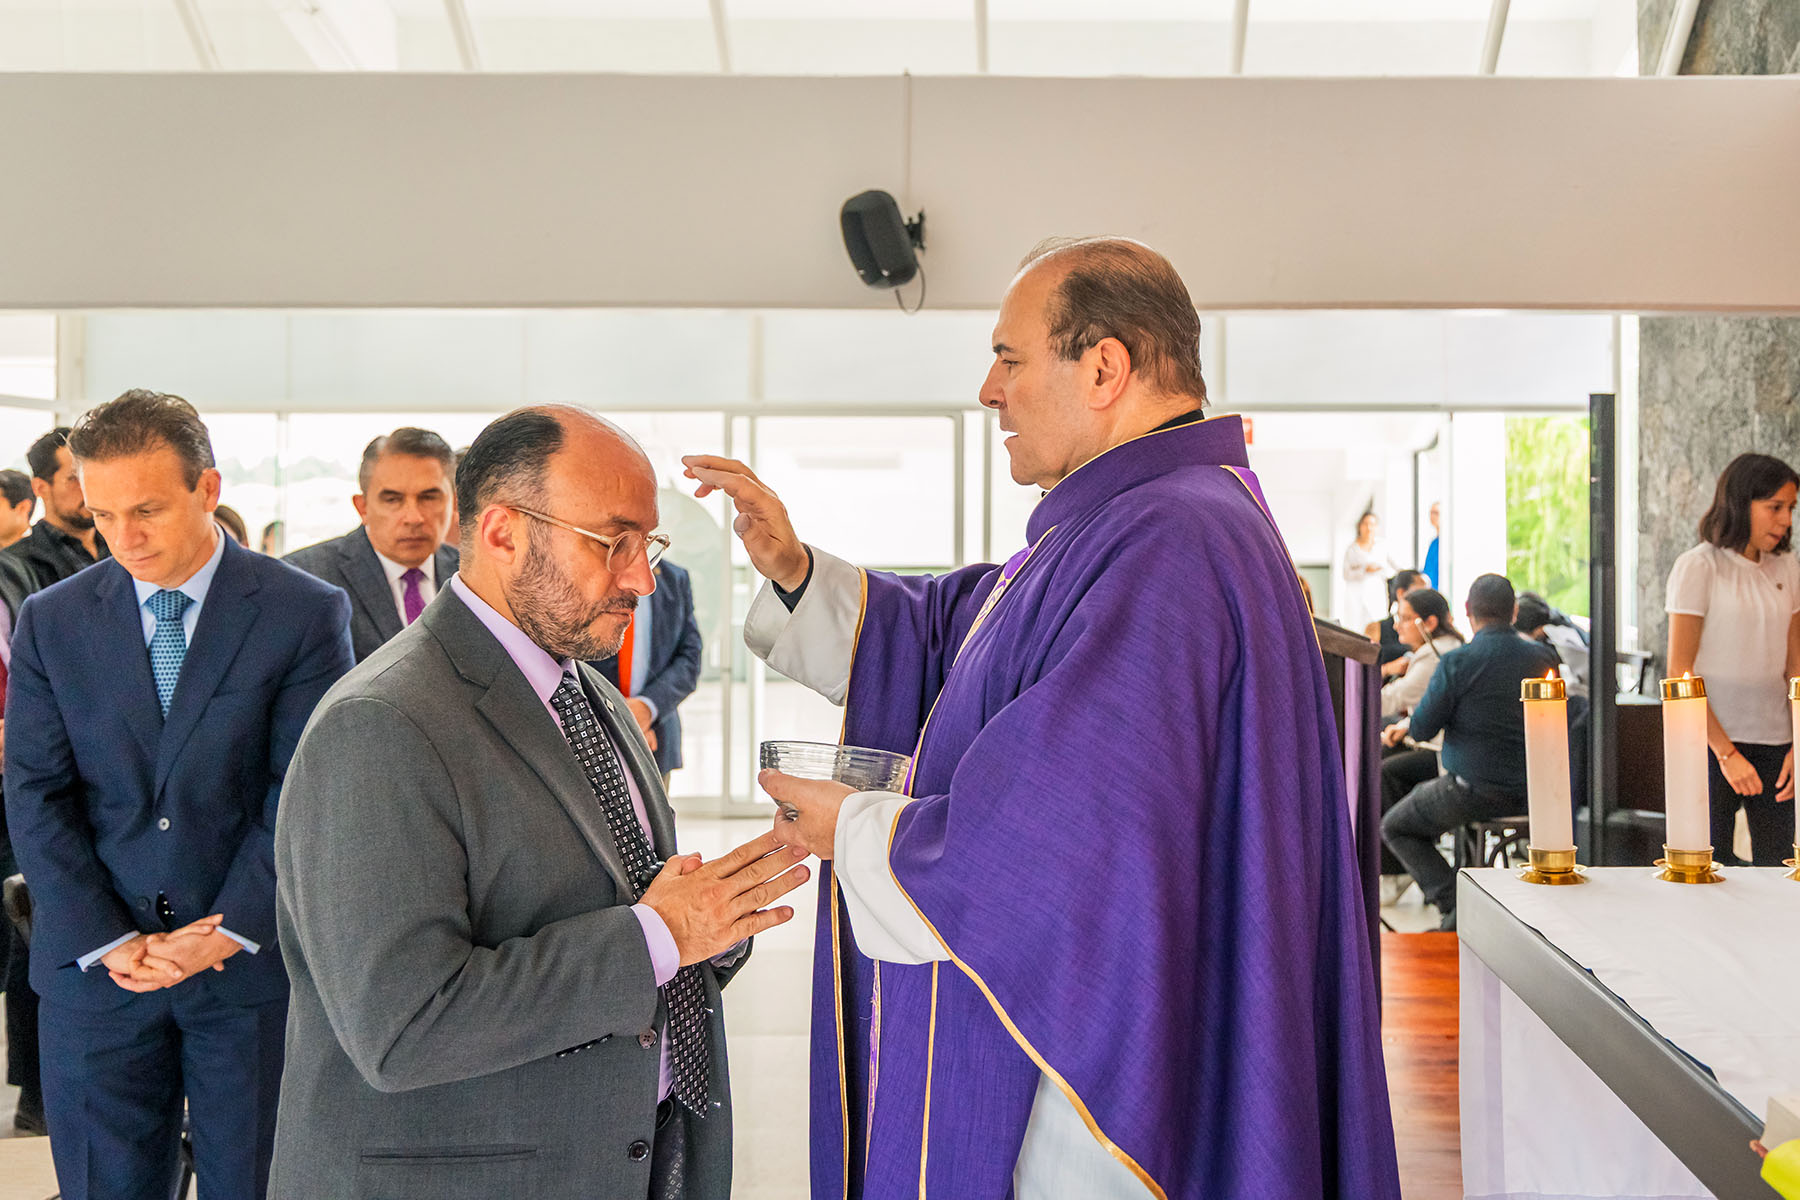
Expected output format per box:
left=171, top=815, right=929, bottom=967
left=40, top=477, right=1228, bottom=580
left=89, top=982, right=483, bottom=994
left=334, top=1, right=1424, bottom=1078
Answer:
left=832, top=791, right=948, bottom=966
left=743, top=547, right=863, bottom=706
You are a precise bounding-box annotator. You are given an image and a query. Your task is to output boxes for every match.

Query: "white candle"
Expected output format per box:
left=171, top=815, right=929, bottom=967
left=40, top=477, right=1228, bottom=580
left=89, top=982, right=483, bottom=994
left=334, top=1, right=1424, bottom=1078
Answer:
left=1789, top=678, right=1800, bottom=849
left=1662, top=675, right=1711, bottom=852
left=1521, top=674, right=1575, bottom=853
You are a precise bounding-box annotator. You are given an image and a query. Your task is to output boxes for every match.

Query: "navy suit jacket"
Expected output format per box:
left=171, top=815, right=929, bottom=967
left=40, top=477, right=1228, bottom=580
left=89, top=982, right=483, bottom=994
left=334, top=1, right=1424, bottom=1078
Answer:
left=592, top=562, right=702, bottom=774
left=3, top=537, right=354, bottom=1010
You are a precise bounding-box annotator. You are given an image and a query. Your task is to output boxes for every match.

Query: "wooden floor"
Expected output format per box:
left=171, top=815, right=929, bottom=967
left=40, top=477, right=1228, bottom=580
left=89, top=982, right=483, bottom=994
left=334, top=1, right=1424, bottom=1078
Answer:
left=1382, top=931, right=1462, bottom=1200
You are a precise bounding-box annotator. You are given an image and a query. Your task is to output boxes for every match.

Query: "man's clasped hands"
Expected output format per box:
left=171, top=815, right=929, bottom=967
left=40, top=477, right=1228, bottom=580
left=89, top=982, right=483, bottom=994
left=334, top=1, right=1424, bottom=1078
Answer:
left=99, top=914, right=243, bottom=993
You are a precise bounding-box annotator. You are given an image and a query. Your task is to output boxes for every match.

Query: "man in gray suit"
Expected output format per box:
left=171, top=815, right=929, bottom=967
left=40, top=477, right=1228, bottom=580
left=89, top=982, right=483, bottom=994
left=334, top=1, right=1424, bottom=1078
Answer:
left=272, top=406, right=807, bottom=1200
left=284, top=427, right=461, bottom=661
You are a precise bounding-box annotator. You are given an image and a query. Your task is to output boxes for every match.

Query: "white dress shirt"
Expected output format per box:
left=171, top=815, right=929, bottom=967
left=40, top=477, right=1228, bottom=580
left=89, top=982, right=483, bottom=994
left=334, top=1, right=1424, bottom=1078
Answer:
left=743, top=547, right=1147, bottom=1200
left=375, top=547, right=437, bottom=626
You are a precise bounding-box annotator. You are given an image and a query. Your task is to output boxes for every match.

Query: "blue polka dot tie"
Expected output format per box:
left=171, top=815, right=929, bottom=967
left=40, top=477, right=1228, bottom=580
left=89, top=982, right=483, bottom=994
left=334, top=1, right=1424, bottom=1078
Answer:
left=146, top=589, right=192, bottom=716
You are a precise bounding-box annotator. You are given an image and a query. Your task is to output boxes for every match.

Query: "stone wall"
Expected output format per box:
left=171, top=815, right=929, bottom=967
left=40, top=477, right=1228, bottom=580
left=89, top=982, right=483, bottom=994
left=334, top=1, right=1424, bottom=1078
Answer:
left=1634, top=0, right=1800, bottom=666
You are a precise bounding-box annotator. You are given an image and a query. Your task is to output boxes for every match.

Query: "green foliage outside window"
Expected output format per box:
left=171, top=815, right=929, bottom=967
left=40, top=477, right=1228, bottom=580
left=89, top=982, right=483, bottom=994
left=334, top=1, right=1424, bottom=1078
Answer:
left=1506, top=415, right=1590, bottom=618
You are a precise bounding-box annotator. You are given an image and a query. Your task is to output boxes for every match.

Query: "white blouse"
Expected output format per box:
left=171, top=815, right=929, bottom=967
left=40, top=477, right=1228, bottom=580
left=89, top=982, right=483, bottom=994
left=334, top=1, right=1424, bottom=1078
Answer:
left=1665, top=542, right=1800, bottom=745
left=1381, top=634, right=1462, bottom=719
left=1339, top=539, right=1402, bottom=634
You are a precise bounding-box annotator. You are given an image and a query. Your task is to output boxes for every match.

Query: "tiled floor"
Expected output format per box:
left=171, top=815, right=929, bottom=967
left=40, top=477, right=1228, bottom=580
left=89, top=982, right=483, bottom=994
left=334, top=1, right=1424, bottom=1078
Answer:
left=0, top=818, right=1450, bottom=1198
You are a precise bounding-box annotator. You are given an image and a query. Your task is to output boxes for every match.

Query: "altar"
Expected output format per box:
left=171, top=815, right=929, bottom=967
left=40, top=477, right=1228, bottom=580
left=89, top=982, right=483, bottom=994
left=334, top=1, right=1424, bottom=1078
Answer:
left=1457, top=866, right=1800, bottom=1200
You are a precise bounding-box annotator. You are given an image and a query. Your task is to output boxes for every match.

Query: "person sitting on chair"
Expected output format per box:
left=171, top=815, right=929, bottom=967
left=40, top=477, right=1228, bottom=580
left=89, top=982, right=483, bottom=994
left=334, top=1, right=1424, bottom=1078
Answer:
left=1380, top=573, right=1558, bottom=930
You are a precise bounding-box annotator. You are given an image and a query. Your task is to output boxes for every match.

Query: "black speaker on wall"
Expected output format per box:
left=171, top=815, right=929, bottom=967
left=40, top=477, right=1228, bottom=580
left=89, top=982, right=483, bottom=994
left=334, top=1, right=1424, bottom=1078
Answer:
left=840, top=190, right=925, bottom=289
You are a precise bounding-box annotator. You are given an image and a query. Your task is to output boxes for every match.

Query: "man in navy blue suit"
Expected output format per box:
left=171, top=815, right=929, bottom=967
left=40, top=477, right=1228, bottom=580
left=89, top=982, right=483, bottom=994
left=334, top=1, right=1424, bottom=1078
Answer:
left=593, top=559, right=703, bottom=785
left=3, top=390, right=353, bottom=1200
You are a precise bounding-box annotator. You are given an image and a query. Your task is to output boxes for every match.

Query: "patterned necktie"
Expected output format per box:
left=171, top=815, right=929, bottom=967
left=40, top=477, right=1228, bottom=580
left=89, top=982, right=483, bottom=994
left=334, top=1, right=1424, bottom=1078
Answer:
left=400, top=567, right=426, bottom=625
left=145, top=589, right=193, bottom=716
left=548, top=672, right=711, bottom=1115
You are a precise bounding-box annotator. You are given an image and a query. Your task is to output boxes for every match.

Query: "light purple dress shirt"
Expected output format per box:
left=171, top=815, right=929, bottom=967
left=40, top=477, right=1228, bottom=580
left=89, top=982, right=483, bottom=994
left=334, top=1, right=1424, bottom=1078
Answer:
left=447, top=574, right=680, bottom=1099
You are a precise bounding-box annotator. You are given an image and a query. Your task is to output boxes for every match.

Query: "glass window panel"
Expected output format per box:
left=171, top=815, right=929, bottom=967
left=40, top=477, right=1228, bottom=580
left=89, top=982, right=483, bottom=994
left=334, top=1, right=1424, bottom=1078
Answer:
left=0, top=405, right=57, bottom=475
left=752, top=415, right=955, bottom=568
left=286, top=314, right=525, bottom=412
left=988, top=417, right=1038, bottom=559
left=84, top=313, right=292, bottom=410
left=0, top=314, right=56, bottom=400
left=203, top=412, right=283, bottom=552
left=525, top=311, right=751, bottom=410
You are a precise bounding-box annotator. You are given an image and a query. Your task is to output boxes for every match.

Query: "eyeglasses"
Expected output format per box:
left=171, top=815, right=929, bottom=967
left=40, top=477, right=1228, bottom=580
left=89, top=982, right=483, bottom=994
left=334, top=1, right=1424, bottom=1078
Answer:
left=511, top=507, right=670, bottom=573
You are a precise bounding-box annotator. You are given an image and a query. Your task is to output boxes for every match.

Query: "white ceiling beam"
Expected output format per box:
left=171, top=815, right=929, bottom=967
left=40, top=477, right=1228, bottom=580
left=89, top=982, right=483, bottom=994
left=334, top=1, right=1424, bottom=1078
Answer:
left=269, top=0, right=399, bottom=71
left=1229, top=0, right=1249, bottom=75
left=974, top=0, right=989, bottom=74
left=1656, top=0, right=1701, bottom=76
left=709, top=0, right=733, bottom=74
left=1478, top=0, right=1509, bottom=74
left=443, top=0, right=484, bottom=72
left=171, top=0, right=222, bottom=70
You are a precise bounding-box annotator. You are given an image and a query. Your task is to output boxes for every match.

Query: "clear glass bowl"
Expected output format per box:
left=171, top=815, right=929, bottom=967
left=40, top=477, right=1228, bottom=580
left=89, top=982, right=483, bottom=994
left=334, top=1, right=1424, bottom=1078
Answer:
left=758, top=740, right=911, bottom=793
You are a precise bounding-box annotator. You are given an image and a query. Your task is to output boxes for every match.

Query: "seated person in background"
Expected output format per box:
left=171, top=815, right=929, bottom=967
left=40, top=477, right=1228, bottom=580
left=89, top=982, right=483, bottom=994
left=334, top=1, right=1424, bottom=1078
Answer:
left=1374, top=570, right=1427, bottom=670
left=1381, top=587, right=1462, bottom=720
left=1515, top=590, right=1590, bottom=698
left=0, top=469, right=35, bottom=550
left=1381, top=573, right=1559, bottom=930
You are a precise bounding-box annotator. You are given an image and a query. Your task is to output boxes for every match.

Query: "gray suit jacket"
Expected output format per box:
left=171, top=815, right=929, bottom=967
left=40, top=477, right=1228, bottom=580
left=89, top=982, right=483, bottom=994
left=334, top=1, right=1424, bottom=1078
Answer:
left=283, top=525, right=460, bottom=662
left=271, top=586, right=739, bottom=1200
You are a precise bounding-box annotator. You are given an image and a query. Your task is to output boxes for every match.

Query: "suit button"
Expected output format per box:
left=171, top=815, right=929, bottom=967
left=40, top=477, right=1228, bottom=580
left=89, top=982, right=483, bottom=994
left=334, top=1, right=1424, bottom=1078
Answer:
left=638, top=1030, right=656, bottom=1049
left=157, top=818, right=171, bottom=831
left=137, top=897, right=151, bottom=911
left=627, top=1140, right=650, bottom=1162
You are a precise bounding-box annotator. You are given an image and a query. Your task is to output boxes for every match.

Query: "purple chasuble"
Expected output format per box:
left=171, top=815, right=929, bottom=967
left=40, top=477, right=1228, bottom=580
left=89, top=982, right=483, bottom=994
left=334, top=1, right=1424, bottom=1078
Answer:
left=807, top=415, right=1400, bottom=1200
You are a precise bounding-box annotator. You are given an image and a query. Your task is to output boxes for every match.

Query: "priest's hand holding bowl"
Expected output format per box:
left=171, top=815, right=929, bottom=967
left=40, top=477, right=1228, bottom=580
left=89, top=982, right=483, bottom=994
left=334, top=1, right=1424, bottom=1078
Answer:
left=759, top=769, right=853, bottom=860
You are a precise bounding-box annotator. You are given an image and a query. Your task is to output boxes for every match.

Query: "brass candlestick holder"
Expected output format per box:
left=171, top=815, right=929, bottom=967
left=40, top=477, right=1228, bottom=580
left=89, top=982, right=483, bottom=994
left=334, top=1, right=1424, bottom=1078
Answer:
left=1656, top=845, right=1725, bottom=885
left=1519, top=846, right=1587, bottom=885
left=1786, top=847, right=1800, bottom=882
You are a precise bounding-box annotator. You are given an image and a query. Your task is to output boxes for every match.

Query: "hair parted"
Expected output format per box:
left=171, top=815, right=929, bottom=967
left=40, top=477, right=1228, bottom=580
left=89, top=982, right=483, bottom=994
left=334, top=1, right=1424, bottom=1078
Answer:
left=1018, top=237, right=1208, bottom=404
left=359, top=427, right=457, bottom=494
left=1699, top=453, right=1800, bottom=556
left=66, top=391, right=215, bottom=489
left=25, top=427, right=72, bottom=482
left=456, top=409, right=566, bottom=546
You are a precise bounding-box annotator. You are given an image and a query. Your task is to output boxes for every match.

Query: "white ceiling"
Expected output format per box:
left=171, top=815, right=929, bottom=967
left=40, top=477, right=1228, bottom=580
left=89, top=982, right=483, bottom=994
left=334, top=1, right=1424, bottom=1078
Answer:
left=0, top=0, right=1638, bottom=74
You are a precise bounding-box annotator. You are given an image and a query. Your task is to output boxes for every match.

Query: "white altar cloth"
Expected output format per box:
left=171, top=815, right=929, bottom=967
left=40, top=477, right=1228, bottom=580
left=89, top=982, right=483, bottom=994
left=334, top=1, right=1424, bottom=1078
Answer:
left=1459, top=867, right=1800, bottom=1200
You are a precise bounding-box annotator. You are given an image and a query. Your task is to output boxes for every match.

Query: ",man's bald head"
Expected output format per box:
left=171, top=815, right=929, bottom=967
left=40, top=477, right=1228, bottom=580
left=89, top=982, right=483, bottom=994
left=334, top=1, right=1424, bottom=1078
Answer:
left=1013, top=236, right=1208, bottom=405
left=455, top=405, right=651, bottom=547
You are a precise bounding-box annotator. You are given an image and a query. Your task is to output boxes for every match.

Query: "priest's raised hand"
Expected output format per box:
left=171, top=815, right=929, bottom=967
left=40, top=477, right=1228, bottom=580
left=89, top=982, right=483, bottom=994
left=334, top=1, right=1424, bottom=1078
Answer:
left=680, top=454, right=809, bottom=591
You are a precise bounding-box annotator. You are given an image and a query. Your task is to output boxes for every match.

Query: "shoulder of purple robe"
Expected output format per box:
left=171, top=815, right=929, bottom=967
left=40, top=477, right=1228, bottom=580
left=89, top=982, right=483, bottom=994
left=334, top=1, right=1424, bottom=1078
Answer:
left=842, top=561, right=1002, bottom=757
left=878, top=477, right=1402, bottom=1200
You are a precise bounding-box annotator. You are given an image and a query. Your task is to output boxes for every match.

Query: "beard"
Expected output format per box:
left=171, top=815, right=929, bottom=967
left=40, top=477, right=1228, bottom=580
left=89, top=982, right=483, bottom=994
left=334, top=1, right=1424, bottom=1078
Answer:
left=60, top=507, right=95, bottom=531
left=506, top=528, right=635, bottom=661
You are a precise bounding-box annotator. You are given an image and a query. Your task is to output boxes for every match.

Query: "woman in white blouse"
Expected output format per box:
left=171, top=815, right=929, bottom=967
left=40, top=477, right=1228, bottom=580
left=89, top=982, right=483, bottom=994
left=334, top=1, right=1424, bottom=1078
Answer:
left=1381, top=588, right=1465, bottom=719
left=1665, top=453, right=1800, bottom=866
left=1342, top=511, right=1404, bottom=637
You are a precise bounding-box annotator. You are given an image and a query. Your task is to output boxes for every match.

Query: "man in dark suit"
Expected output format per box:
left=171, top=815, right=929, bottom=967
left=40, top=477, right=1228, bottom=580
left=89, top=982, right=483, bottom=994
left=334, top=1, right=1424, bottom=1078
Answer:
left=283, top=426, right=459, bottom=662
left=273, top=406, right=804, bottom=1200
left=4, top=390, right=354, bottom=1200
left=0, top=427, right=109, bottom=625
left=593, top=559, right=703, bottom=784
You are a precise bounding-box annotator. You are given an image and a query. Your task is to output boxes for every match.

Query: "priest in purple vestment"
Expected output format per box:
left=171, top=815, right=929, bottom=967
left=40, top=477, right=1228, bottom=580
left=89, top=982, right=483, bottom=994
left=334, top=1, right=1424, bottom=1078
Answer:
left=685, top=237, right=1400, bottom=1200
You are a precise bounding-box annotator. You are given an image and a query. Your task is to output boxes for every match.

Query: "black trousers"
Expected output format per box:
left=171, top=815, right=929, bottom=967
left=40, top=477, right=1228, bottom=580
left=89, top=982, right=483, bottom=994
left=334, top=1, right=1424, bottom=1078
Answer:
left=1380, top=748, right=1440, bottom=876
left=648, top=1098, right=689, bottom=1200
left=0, top=839, right=42, bottom=1121
left=1382, top=774, right=1524, bottom=921
left=1709, top=741, right=1796, bottom=867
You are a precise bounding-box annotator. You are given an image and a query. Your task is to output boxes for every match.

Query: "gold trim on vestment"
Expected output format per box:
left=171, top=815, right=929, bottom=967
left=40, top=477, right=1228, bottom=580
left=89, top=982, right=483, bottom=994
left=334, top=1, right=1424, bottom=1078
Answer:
left=1222, top=464, right=1325, bottom=659
left=883, top=807, right=1168, bottom=1200
left=867, top=961, right=881, bottom=1175
left=1039, top=408, right=1218, bottom=498
left=917, top=962, right=941, bottom=1198
left=827, top=567, right=872, bottom=1200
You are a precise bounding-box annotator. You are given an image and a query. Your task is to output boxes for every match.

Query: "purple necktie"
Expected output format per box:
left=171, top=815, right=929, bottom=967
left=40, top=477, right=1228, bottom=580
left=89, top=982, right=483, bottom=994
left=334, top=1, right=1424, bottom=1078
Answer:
left=401, top=567, right=426, bottom=625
